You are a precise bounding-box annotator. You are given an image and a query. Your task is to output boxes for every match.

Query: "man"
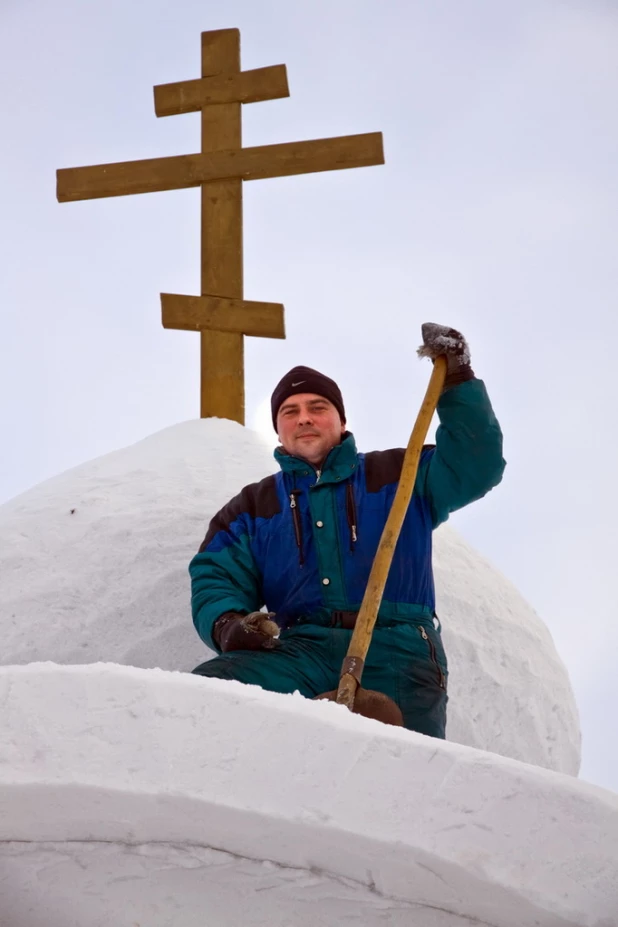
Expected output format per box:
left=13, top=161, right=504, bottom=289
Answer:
left=189, top=323, right=505, bottom=738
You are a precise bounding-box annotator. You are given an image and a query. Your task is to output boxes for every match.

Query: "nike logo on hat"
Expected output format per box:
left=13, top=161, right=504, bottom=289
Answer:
left=291, top=381, right=305, bottom=387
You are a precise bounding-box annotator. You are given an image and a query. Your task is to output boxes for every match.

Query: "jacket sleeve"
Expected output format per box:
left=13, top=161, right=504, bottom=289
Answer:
left=417, top=378, right=506, bottom=528
left=189, top=488, right=264, bottom=652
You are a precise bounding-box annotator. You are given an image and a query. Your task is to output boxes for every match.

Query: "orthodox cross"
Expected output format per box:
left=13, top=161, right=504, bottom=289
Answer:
left=56, top=29, right=384, bottom=424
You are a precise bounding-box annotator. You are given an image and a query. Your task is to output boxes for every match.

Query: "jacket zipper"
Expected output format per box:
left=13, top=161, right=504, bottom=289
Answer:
left=418, top=625, right=446, bottom=689
left=289, top=491, right=305, bottom=565
left=345, top=482, right=358, bottom=551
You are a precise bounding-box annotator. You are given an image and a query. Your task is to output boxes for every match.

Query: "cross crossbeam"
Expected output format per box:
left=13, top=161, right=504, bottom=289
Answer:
left=153, top=64, right=289, bottom=116
left=56, top=28, right=384, bottom=423
left=57, top=133, right=384, bottom=202
left=161, top=294, right=285, bottom=340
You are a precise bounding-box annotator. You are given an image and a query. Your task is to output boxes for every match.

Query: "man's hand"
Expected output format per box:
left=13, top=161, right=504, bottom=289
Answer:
left=417, top=322, right=475, bottom=390
left=213, top=611, right=280, bottom=653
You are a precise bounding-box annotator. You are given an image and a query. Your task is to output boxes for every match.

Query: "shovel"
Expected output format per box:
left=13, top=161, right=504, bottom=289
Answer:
left=315, top=354, right=448, bottom=725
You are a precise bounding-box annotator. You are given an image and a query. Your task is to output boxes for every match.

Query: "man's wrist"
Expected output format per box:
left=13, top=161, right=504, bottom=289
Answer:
left=213, top=611, right=244, bottom=648
left=443, top=365, right=475, bottom=392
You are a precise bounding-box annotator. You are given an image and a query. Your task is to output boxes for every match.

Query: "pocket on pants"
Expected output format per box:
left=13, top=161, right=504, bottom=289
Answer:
left=417, top=625, right=447, bottom=690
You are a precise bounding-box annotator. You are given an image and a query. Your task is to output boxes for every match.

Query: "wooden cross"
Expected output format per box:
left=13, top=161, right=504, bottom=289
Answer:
left=56, top=29, right=384, bottom=424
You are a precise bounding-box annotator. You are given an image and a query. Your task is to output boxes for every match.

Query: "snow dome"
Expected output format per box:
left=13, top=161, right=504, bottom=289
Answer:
left=0, top=419, right=580, bottom=773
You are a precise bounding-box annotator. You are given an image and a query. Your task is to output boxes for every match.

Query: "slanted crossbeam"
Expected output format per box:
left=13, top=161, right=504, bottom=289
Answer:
left=56, top=29, right=384, bottom=423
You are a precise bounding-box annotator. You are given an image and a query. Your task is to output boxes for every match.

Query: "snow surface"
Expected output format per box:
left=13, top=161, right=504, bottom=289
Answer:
left=1, top=662, right=616, bottom=927
left=0, top=418, right=580, bottom=773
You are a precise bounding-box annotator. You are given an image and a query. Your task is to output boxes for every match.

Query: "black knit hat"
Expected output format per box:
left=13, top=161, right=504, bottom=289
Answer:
left=271, top=365, right=346, bottom=429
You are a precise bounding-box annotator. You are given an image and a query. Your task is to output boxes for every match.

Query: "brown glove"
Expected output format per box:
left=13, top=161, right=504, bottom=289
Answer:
left=213, top=611, right=280, bottom=653
left=417, top=322, right=475, bottom=391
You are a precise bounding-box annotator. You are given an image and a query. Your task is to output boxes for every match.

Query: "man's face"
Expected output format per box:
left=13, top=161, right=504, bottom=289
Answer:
left=276, top=393, right=345, bottom=466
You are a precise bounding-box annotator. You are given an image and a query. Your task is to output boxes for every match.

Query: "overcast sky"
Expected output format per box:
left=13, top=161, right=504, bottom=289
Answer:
left=1, top=0, right=617, bottom=792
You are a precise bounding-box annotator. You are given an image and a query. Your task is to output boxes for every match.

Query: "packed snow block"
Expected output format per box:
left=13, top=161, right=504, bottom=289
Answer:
left=0, top=663, right=615, bottom=927
left=0, top=419, right=579, bottom=773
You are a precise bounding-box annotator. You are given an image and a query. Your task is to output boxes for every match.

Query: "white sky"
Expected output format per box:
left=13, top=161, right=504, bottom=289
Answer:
left=1, top=0, right=617, bottom=791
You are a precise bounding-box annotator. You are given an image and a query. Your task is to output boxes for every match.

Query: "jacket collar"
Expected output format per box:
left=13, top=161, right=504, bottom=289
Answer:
left=274, top=432, right=359, bottom=484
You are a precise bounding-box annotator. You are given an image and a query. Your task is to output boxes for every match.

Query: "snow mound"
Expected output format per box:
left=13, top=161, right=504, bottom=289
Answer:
left=0, top=663, right=615, bottom=927
left=0, top=419, right=580, bottom=773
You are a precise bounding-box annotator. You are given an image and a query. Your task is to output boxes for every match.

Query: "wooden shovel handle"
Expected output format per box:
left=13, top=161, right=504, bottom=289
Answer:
left=336, top=355, right=448, bottom=710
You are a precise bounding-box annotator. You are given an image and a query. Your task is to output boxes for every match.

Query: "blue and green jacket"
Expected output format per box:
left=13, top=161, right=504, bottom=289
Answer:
left=190, top=378, right=505, bottom=651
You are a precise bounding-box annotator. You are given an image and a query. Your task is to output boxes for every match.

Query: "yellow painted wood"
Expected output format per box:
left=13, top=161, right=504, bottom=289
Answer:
left=154, top=64, right=289, bottom=116
left=56, top=133, right=384, bottom=202
left=55, top=26, right=386, bottom=423
left=199, top=29, right=245, bottom=423
left=161, top=293, right=285, bottom=338
left=335, top=356, right=448, bottom=712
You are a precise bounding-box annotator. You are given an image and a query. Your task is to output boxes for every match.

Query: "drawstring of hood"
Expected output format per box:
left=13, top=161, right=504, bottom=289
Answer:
left=290, top=475, right=358, bottom=566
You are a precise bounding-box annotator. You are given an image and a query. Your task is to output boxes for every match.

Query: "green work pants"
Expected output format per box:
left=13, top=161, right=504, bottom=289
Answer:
left=192, top=622, right=448, bottom=739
